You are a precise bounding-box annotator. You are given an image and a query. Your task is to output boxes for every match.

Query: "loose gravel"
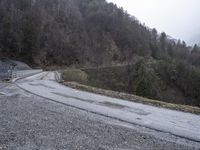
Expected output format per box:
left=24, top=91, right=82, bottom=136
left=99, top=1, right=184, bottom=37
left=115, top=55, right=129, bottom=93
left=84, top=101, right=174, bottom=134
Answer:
left=0, top=84, right=199, bottom=150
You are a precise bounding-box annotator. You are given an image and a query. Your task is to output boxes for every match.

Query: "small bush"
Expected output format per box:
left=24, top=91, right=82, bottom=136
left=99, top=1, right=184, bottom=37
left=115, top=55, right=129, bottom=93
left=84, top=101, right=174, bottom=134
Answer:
left=62, top=69, right=88, bottom=83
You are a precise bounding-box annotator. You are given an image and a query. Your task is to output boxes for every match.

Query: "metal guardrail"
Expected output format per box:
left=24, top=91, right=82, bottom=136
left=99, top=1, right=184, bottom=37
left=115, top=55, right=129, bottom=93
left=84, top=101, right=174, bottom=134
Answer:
left=55, top=71, right=61, bottom=82
left=11, top=69, right=43, bottom=79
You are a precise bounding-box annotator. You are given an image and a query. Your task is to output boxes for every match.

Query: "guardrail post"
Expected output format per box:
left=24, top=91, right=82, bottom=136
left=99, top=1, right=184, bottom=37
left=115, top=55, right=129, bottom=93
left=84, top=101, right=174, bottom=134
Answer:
left=10, top=69, right=43, bottom=79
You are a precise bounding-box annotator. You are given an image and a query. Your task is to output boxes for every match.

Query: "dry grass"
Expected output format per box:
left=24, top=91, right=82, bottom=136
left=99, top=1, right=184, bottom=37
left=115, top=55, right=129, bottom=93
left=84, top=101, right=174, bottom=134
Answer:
left=63, top=81, right=200, bottom=115
left=62, top=69, right=88, bottom=83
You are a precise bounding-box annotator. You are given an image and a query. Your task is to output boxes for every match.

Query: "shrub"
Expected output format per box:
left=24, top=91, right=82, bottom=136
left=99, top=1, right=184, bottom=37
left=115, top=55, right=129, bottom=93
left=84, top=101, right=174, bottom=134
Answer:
left=62, top=69, right=88, bottom=83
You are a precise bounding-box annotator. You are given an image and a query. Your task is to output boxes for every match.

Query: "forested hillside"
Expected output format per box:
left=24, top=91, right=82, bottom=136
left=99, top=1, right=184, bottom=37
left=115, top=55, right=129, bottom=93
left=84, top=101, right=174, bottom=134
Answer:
left=0, top=0, right=199, bottom=66
left=0, top=0, right=199, bottom=105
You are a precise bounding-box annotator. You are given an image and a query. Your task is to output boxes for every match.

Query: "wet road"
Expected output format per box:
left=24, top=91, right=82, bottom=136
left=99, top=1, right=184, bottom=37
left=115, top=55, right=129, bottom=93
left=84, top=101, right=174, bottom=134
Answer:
left=15, top=72, right=200, bottom=142
left=0, top=73, right=200, bottom=149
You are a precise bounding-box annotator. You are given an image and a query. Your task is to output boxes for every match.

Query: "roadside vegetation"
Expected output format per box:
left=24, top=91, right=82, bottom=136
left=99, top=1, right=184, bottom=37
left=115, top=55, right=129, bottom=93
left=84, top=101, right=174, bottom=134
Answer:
left=62, top=58, right=200, bottom=108
left=63, top=81, right=200, bottom=114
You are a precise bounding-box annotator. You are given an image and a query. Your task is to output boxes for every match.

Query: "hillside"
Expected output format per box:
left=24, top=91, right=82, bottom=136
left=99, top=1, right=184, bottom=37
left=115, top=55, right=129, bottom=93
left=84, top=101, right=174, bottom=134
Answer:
left=0, top=0, right=199, bottom=106
left=0, top=0, right=199, bottom=66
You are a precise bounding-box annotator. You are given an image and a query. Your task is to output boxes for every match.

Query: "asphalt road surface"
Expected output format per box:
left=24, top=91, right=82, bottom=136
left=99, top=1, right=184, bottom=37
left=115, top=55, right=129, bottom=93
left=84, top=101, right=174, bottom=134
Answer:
left=0, top=73, right=200, bottom=150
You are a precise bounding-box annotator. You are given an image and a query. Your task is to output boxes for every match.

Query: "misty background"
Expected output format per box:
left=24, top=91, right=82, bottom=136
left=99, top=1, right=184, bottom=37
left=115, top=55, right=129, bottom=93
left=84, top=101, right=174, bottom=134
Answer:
left=107, top=0, right=200, bottom=46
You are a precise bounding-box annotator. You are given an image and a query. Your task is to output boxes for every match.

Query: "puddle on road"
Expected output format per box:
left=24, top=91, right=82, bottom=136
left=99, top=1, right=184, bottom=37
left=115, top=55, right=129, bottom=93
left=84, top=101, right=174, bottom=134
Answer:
left=99, top=101, right=126, bottom=109
left=52, top=92, right=126, bottom=110
left=127, top=108, right=150, bottom=116
left=52, top=92, right=94, bottom=103
left=99, top=101, right=150, bottom=115
left=29, top=83, right=55, bottom=89
left=52, top=92, right=150, bottom=116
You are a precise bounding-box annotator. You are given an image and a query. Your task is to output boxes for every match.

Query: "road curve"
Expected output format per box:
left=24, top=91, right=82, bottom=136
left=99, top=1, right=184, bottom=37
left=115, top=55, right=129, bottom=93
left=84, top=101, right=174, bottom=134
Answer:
left=14, top=71, right=200, bottom=142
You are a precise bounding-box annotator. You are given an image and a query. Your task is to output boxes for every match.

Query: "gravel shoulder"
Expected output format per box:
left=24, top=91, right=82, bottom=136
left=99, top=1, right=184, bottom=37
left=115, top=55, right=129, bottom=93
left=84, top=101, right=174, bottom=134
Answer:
left=0, top=84, right=200, bottom=150
left=0, top=81, right=9, bottom=89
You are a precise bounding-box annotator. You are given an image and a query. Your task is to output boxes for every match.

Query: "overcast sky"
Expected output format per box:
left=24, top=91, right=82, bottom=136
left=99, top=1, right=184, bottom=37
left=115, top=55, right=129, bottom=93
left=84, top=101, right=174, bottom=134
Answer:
left=107, top=0, right=200, bottom=45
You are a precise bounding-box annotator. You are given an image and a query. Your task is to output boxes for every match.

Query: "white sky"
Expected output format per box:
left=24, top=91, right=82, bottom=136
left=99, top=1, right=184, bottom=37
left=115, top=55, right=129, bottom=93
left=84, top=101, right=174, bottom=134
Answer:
left=106, top=0, right=200, bottom=45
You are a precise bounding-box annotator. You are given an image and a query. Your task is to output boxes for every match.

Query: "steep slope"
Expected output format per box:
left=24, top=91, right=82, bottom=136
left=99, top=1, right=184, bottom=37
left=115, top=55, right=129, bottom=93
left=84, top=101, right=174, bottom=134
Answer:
left=0, top=0, right=152, bottom=66
left=1, top=0, right=199, bottom=67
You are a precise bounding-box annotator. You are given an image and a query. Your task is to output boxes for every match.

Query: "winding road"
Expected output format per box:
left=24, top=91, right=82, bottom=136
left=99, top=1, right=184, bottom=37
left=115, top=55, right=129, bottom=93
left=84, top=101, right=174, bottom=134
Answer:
left=0, top=71, right=200, bottom=149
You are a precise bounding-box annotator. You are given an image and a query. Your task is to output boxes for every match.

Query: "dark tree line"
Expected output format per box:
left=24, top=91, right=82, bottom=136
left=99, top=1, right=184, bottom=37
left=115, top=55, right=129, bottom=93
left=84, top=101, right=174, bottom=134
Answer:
left=0, top=0, right=199, bottom=103
left=0, top=0, right=199, bottom=67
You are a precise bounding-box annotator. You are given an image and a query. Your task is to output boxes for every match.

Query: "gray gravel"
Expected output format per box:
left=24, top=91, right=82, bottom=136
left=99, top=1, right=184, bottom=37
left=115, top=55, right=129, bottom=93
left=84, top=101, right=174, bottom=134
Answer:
left=0, top=84, right=200, bottom=150
left=0, top=82, right=9, bottom=90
